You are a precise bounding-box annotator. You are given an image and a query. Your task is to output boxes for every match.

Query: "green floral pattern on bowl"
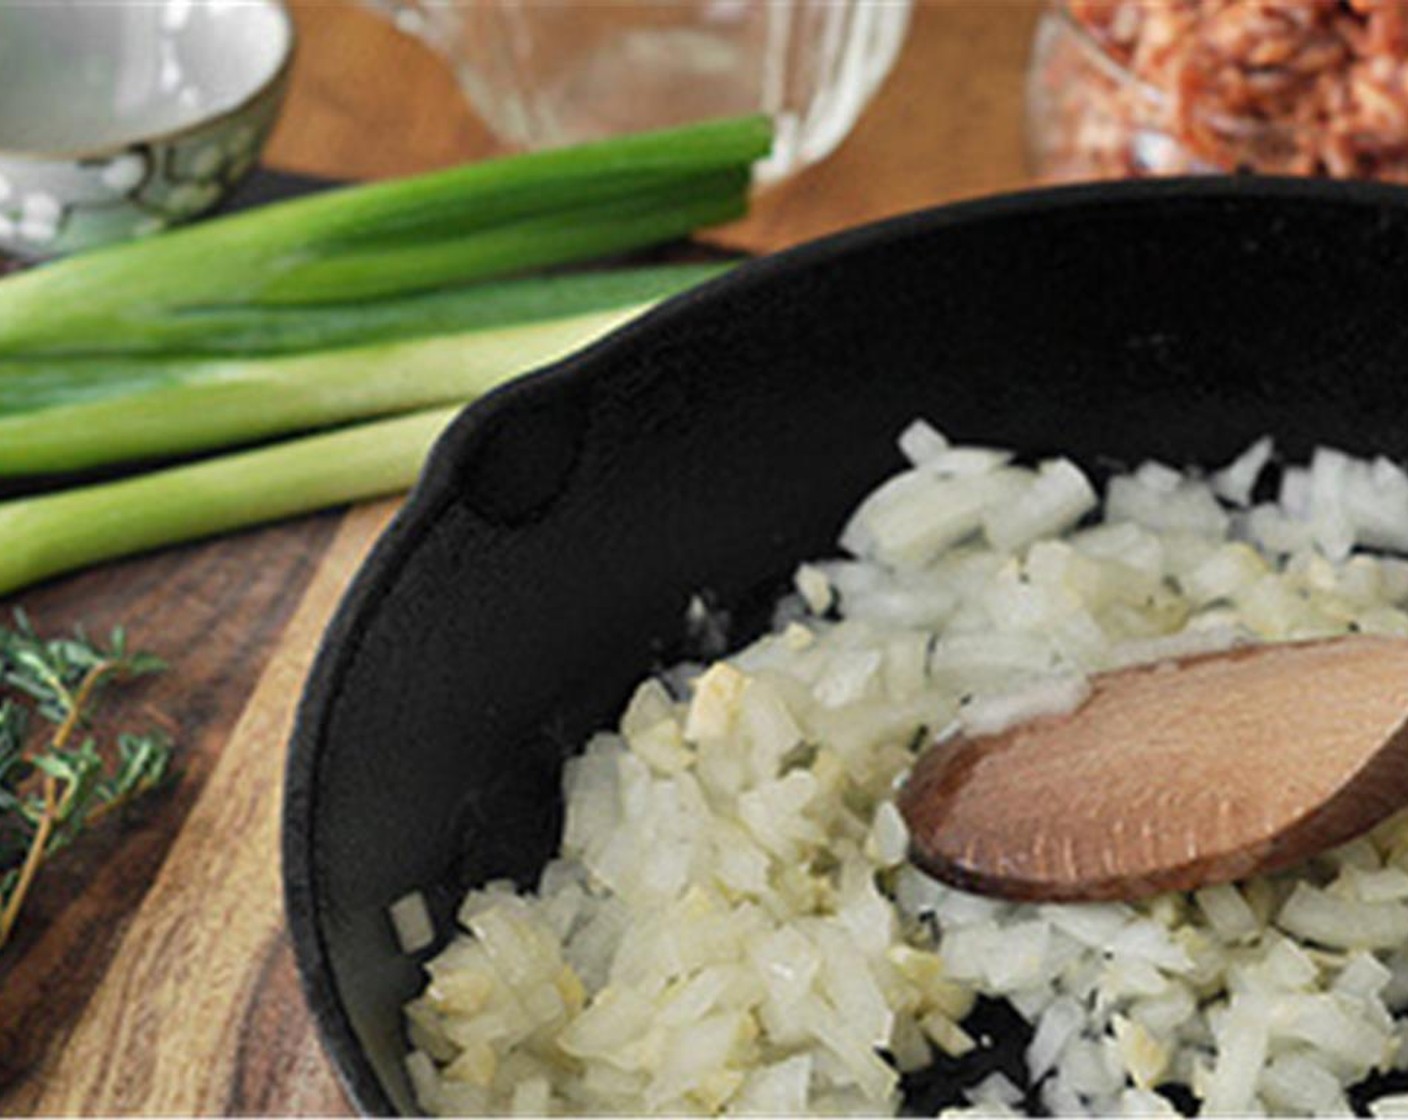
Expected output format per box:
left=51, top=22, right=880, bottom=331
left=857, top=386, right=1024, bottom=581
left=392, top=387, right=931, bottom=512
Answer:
left=0, top=0, right=293, bottom=260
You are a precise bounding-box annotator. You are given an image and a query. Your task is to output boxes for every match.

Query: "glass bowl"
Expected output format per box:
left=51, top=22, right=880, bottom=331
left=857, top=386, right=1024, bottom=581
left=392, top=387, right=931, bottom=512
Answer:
left=367, top=0, right=912, bottom=185
left=1026, top=1, right=1408, bottom=183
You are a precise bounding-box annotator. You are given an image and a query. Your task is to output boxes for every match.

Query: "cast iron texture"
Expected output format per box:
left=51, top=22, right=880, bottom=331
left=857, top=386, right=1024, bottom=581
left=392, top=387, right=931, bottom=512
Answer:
left=285, top=178, right=1408, bottom=1115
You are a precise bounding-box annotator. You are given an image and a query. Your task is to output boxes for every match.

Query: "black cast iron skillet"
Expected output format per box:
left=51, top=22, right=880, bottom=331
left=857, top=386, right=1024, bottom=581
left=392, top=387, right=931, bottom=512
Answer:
left=284, top=177, right=1408, bottom=1115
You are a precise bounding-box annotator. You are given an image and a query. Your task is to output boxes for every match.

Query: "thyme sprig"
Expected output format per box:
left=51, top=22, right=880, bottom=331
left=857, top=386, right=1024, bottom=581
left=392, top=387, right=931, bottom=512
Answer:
left=0, top=611, right=170, bottom=951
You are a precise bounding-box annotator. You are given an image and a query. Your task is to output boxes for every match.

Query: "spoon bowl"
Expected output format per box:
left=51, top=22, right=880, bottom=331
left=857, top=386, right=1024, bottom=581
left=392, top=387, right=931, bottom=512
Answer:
left=899, top=635, right=1408, bottom=901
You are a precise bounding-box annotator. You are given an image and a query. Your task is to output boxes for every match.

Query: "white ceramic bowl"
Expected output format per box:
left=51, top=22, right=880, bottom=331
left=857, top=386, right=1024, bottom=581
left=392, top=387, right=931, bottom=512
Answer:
left=0, top=0, right=294, bottom=259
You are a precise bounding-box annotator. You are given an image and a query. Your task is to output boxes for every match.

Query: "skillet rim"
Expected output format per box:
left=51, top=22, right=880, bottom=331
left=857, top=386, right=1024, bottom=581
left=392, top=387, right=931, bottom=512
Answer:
left=282, top=173, right=1408, bottom=1115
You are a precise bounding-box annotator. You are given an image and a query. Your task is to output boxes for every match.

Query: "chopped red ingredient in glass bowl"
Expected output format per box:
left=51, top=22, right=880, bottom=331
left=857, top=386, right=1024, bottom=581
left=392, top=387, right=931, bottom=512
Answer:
left=1029, top=0, right=1408, bottom=182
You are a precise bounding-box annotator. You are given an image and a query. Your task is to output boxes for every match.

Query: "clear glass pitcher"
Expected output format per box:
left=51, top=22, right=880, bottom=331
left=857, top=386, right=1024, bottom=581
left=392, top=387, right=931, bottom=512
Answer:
left=367, top=1, right=912, bottom=183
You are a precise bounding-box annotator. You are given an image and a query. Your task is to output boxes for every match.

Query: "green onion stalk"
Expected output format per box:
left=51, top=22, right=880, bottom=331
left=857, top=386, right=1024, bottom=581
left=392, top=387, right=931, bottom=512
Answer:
left=0, top=406, right=458, bottom=598
left=0, top=115, right=770, bottom=357
left=0, top=264, right=725, bottom=474
left=0, top=263, right=728, bottom=371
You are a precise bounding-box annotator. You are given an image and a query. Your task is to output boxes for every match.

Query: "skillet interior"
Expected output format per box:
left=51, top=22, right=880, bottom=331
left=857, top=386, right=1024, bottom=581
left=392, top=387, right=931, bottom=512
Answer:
left=285, top=178, right=1408, bottom=1115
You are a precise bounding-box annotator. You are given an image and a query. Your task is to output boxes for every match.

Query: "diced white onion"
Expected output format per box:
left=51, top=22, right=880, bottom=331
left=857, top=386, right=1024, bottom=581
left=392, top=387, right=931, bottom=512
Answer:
left=923, top=446, right=1015, bottom=478
left=404, top=425, right=1408, bottom=1117
left=1211, top=436, right=1275, bottom=507
left=897, top=418, right=949, bottom=466
left=390, top=890, right=436, bottom=954
left=983, top=458, right=1098, bottom=553
left=1372, top=1092, right=1408, bottom=1118
left=960, top=672, right=1090, bottom=737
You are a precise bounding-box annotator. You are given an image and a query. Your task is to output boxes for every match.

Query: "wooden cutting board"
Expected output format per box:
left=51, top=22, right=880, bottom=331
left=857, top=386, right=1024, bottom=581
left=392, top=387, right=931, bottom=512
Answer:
left=0, top=4, right=1037, bottom=1112
left=0, top=505, right=388, bottom=1115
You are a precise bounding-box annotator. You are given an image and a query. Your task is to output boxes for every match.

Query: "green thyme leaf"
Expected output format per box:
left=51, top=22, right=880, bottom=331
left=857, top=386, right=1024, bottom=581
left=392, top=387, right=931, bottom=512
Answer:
left=0, top=613, right=172, bottom=950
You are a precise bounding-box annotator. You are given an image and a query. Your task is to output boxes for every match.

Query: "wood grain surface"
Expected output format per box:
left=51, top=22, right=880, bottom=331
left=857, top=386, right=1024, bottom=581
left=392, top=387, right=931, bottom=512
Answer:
left=0, top=2, right=1038, bottom=1114
left=900, top=637, right=1408, bottom=901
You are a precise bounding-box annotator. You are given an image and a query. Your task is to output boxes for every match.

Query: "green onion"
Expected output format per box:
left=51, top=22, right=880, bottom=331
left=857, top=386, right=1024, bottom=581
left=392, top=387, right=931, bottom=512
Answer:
left=0, top=116, right=770, bottom=357
left=0, top=406, right=458, bottom=598
left=0, top=116, right=772, bottom=594
left=0, top=263, right=727, bottom=421
left=0, top=263, right=728, bottom=368
left=254, top=169, right=747, bottom=305
left=0, top=305, right=637, bottom=475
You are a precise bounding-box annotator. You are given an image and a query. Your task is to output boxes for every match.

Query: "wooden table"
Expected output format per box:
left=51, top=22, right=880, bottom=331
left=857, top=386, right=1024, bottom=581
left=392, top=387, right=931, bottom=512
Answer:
left=0, top=2, right=1039, bottom=1113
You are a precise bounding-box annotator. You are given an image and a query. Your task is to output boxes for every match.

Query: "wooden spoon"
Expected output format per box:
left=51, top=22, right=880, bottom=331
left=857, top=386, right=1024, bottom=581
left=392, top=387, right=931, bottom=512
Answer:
left=896, top=635, right=1408, bottom=902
